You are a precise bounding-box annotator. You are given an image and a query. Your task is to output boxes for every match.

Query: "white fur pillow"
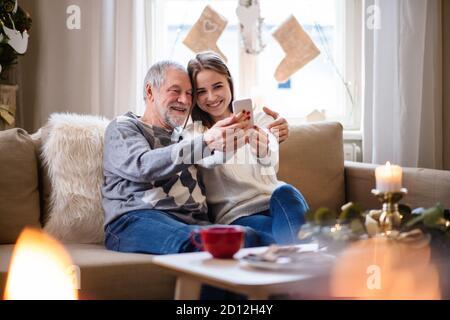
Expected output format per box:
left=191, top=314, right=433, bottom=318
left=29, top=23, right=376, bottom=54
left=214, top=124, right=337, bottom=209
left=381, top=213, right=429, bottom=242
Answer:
left=42, top=113, right=110, bottom=244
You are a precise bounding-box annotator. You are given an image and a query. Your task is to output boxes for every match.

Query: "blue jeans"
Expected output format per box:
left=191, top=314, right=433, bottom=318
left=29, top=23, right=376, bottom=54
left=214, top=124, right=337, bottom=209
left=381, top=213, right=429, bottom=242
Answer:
left=202, top=184, right=309, bottom=300
left=104, top=210, right=269, bottom=254
left=232, top=184, right=309, bottom=245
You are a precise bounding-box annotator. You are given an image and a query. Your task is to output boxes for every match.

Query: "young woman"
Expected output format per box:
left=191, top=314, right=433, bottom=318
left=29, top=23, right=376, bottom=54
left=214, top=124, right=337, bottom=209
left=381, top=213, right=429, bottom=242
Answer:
left=186, top=52, right=309, bottom=245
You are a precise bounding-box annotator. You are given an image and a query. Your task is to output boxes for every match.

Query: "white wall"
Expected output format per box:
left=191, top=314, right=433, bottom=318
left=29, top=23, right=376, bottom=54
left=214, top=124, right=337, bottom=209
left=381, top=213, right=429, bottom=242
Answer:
left=18, top=0, right=102, bottom=132
left=18, top=0, right=140, bottom=133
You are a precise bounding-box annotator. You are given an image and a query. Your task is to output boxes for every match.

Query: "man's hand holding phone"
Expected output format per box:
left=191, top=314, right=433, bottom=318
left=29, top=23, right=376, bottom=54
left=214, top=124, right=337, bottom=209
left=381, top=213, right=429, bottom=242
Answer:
left=203, top=111, right=251, bottom=152
left=263, top=106, right=289, bottom=144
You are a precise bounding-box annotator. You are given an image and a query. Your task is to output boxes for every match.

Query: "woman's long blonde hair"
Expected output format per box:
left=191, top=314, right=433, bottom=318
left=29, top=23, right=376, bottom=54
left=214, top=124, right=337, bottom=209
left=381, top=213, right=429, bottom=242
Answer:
left=187, top=52, right=235, bottom=128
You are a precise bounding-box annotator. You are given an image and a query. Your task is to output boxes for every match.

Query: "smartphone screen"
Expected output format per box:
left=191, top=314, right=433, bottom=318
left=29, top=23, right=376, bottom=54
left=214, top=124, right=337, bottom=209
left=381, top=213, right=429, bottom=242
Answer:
left=232, top=98, right=254, bottom=126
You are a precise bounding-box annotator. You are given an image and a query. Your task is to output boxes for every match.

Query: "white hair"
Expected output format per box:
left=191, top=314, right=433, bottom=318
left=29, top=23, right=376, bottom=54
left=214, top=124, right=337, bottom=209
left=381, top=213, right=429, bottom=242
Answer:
left=143, top=61, right=187, bottom=100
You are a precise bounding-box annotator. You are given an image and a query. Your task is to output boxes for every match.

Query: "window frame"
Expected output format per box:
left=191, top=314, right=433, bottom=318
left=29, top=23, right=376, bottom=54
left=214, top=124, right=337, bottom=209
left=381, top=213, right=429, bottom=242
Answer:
left=146, top=0, right=363, bottom=131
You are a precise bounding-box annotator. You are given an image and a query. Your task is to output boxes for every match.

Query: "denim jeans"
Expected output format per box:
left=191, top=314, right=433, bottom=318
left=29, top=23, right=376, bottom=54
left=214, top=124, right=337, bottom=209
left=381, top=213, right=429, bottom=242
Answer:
left=104, top=184, right=308, bottom=300
left=104, top=210, right=267, bottom=254
left=232, top=184, right=309, bottom=245
left=105, top=210, right=270, bottom=300
left=202, top=184, right=309, bottom=300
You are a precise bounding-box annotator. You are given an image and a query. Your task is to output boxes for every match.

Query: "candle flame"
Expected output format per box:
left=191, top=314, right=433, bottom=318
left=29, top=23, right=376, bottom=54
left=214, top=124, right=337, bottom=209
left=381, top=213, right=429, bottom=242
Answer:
left=385, top=162, right=394, bottom=177
left=4, top=228, right=78, bottom=300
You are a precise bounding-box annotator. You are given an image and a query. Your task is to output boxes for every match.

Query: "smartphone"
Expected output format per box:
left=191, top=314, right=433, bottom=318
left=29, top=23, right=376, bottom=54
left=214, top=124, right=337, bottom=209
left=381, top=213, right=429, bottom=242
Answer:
left=232, top=98, right=254, bottom=126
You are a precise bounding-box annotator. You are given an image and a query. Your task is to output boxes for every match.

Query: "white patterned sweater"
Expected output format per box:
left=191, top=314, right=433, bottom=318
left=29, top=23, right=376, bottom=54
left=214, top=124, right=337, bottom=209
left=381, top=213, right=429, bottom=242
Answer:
left=184, top=112, right=283, bottom=225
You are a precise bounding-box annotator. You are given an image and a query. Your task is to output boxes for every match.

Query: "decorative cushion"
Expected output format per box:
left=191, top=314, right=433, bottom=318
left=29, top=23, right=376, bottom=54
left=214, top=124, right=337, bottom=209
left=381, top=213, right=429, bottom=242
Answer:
left=345, top=162, right=450, bottom=209
left=31, top=128, right=53, bottom=226
left=41, top=113, right=110, bottom=244
left=278, top=122, right=345, bottom=214
left=0, top=128, right=41, bottom=244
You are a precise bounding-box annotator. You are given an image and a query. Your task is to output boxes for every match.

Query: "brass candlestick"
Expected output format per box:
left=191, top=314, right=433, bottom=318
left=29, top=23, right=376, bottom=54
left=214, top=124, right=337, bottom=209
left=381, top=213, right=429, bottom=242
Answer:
left=371, top=188, right=408, bottom=233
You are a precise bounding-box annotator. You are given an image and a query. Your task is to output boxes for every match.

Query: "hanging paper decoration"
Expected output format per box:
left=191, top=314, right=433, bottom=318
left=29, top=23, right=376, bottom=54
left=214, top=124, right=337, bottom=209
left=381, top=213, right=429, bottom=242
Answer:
left=182, top=5, right=228, bottom=62
left=236, top=0, right=265, bottom=55
left=272, top=15, right=320, bottom=83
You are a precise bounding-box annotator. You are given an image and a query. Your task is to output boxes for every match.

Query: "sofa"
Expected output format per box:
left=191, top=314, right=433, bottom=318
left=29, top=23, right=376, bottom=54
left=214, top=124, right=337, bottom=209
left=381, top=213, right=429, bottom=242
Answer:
left=1, top=120, right=449, bottom=300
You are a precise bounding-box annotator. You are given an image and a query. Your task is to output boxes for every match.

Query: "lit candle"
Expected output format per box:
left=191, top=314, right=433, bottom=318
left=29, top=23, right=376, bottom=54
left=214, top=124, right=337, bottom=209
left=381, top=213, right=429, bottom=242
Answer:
left=375, top=162, right=403, bottom=192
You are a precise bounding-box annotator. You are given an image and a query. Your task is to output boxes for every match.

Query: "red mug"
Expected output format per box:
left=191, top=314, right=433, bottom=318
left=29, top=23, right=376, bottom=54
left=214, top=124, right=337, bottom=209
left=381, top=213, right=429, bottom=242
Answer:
left=190, top=226, right=245, bottom=259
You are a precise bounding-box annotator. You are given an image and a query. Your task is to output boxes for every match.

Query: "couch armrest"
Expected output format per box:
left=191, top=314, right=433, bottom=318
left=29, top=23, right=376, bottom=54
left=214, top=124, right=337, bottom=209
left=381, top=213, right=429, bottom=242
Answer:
left=345, top=161, right=450, bottom=210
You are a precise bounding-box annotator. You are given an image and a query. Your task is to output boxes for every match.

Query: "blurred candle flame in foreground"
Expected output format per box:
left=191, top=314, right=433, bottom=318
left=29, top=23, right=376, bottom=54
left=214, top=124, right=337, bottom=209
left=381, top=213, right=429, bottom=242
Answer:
left=4, top=228, right=78, bottom=300
left=330, top=237, right=441, bottom=300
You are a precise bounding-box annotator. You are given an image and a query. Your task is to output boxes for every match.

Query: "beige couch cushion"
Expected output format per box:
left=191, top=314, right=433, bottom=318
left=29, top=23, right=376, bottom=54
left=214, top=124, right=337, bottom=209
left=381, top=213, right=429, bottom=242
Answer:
left=345, top=161, right=450, bottom=209
left=0, top=244, right=175, bottom=300
left=278, top=122, right=345, bottom=214
left=0, top=129, right=41, bottom=244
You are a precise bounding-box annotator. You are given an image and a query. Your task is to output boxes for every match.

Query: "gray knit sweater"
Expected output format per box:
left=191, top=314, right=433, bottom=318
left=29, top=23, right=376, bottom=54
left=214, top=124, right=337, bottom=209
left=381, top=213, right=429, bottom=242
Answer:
left=102, top=112, right=212, bottom=227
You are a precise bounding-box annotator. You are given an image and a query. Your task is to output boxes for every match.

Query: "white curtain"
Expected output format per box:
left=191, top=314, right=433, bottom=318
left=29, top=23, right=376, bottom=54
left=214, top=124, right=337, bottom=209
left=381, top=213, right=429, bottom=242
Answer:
left=19, top=0, right=147, bottom=131
left=363, top=0, right=443, bottom=169
left=91, top=0, right=147, bottom=118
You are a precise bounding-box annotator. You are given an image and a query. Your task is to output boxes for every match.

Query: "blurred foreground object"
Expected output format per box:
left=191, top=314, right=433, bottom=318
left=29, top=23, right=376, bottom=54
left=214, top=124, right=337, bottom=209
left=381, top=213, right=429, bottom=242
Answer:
left=4, top=228, right=78, bottom=300
left=331, top=237, right=441, bottom=300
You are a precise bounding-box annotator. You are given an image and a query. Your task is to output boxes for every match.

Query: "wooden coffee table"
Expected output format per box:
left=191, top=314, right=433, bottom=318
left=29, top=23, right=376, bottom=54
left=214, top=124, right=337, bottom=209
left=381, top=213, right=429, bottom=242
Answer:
left=152, top=244, right=331, bottom=300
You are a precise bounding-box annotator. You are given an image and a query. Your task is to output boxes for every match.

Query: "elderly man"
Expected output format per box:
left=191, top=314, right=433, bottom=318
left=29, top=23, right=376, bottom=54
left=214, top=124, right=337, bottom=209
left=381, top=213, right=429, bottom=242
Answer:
left=102, top=60, right=288, bottom=255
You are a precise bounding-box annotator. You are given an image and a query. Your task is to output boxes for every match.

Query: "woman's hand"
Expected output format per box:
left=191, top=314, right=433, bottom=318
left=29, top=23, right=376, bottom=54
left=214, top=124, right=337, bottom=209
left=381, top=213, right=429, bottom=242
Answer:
left=203, top=111, right=251, bottom=152
left=263, top=106, right=290, bottom=144
left=248, top=126, right=269, bottom=159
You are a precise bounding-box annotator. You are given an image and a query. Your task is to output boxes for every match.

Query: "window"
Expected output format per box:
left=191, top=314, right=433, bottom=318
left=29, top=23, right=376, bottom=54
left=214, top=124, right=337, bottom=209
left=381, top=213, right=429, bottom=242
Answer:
left=147, top=0, right=362, bottom=130
left=149, top=0, right=241, bottom=89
